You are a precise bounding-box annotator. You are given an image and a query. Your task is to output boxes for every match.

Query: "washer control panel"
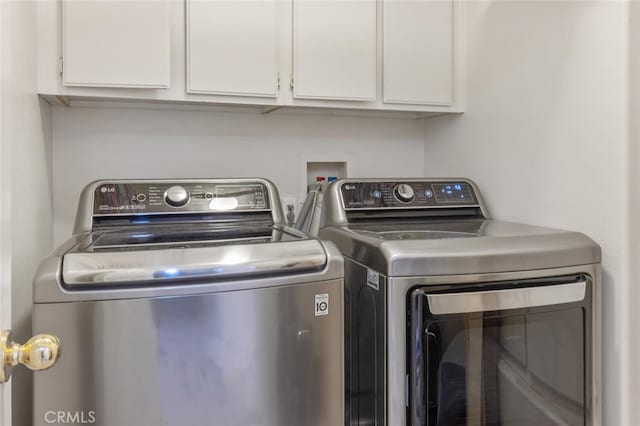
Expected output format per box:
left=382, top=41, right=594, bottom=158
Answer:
left=340, top=181, right=477, bottom=209
left=93, top=182, right=270, bottom=215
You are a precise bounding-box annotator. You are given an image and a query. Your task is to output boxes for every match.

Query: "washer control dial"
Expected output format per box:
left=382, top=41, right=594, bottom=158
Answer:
left=164, top=185, right=190, bottom=207
left=394, top=184, right=415, bottom=203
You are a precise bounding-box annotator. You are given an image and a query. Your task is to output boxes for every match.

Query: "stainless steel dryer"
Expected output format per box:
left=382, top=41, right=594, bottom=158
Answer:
left=298, top=178, right=601, bottom=426
left=32, top=179, right=344, bottom=426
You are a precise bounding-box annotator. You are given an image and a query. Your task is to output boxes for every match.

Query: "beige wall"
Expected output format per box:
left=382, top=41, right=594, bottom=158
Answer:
left=627, top=2, right=640, bottom=424
left=423, top=1, right=630, bottom=424
left=51, top=106, right=424, bottom=244
left=1, top=1, right=54, bottom=425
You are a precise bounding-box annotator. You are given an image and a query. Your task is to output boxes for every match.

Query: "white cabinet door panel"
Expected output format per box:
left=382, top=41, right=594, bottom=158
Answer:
left=293, top=0, right=377, bottom=101
left=63, top=0, right=171, bottom=88
left=383, top=0, right=453, bottom=105
left=187, top=0, right=279, bottom=97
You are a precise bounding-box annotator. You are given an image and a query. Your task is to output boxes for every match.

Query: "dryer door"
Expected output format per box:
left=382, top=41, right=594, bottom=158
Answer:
left=408, top=276, right=592, bottom=426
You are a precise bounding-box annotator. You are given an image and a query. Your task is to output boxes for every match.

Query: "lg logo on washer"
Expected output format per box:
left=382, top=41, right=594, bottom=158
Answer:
left=44, top=411, right=96, bottom=424
left=315, top=293, right=329, bottom=316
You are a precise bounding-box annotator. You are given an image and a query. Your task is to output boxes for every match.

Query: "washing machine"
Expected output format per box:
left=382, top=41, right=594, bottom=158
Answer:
left=32, top=179, right=344, bottom=426
left=298, top=178, right=601, bottom=426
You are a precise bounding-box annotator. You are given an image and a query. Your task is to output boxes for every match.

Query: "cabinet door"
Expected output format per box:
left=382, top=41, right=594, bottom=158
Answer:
left=293, top=0, right=377, bottom=101
left=62, top=0, right=171, bottom=88
left=187, top=0, right=279, bottom=97
left=383, top=0, right=453, bottom=105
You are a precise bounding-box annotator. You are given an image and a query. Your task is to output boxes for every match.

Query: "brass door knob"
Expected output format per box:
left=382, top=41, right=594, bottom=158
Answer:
left=0, top=329, right=61, bottom=384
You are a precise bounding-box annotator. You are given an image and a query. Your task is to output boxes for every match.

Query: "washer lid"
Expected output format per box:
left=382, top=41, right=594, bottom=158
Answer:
left=76, top=223, right=280, bottom=252
left=62, top=231, right=327, bottom=286
left=318, top=219, right=601, bottom=276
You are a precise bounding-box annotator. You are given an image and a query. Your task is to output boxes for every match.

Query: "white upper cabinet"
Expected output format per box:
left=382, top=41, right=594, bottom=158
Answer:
left=383, top=0, right=454, bottom=105
left=62, top=0, right=171, bottom=88
left=187, top=0, right=279, bottom=97
left=41, top=0, right=461, bottom=113
left=293, top=0, right=377, bottom=101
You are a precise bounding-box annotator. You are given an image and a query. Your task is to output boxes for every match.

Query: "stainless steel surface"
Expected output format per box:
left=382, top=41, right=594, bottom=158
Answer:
left=425, top=280, right=587, bottom=314
left=164, top=185, right=189, bottom=207
left=342, top=259, right=387, bottom=426
left=319, top=178, right=489, bottom=227
left=81, top=223, right=280, bottom=250
left=34, top=240, right=344, bottom=303
left=0, top=330, right=61, bottom=383
left=73, top=178, right=285, bottom=235
left=301, top=178, right=601, bottom=426
left=315, top=176, right=598, bottom=276
left=393, top=183, right=415, bottom=203
left=63, top=239, right=327, bottom=285
left=319, top=219, right=601, bottom=276
left=385, top=264, right=601, bottom=426
left=295, top=181, right=327, bottom=236
left=35, top=178, right=345, bottom=426
left=33, top=279, right=344, bottom=426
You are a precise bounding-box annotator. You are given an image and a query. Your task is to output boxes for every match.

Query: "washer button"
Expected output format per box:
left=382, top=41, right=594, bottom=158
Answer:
left=136, top=193, right=147, bottom=202
left=424, top=190, right=433, bottom=198
left=373, top=190, right=382, bottom=199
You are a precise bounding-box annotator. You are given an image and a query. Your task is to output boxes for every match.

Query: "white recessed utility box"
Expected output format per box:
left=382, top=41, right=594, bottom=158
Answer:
left=306, top=161, right=347, bottom=191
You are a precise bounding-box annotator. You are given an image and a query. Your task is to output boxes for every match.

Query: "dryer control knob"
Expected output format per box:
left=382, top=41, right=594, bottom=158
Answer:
left=394, top=184, right=415, bottom=203
left=164, top=185, right=190, bottom=207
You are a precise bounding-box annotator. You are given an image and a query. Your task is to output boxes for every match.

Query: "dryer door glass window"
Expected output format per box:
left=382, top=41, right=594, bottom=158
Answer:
left=408, top=279, right=590, bottom=426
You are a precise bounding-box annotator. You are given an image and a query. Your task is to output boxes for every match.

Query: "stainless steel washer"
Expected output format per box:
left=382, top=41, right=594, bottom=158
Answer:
left=298, top=178, right=601, bottom=426
left=32, top=179, right=344, bottom=426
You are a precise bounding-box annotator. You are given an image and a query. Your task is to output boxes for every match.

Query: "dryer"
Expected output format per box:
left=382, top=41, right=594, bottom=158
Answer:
left=298, top=178, right=601, bottom=426
left=32, top=179, right=344, bottom=426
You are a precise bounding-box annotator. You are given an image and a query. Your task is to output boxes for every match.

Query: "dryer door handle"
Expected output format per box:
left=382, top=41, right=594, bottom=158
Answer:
left=426, top=281, right=587, bottom=315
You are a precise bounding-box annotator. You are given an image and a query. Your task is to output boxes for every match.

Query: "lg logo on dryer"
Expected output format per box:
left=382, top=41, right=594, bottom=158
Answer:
left=44, top=411, right=96, bottom=424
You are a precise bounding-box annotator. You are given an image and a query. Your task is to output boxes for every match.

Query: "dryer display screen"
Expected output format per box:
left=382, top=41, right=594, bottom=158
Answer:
left=432, top=183, right=475, bottom=203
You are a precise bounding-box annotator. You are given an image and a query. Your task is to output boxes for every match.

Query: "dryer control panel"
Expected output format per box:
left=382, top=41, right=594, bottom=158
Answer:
left=93, top=181, right=270, bottom=216
left=340, top=181, right=478, bottom=210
